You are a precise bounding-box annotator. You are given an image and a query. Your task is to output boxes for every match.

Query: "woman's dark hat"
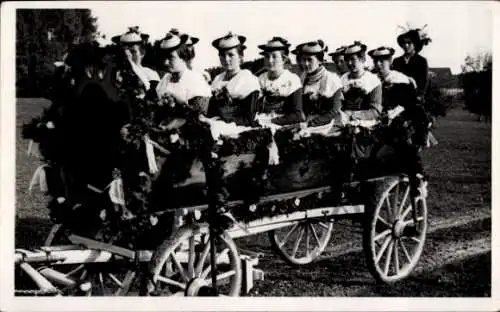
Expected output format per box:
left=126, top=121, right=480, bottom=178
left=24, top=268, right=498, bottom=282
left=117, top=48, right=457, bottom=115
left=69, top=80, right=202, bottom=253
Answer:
left=159, top=31, right=189, bottom=51
left=116, top=26, right=148, bottom=45
left=328, top=46, right=347, bottom=58
left=212, top=32, right=247, bottom=51
left=397, top=25, right=432, bottom=52
left=291, top=40, right=328, bottom=55
left=343, top=41, right=367, bottom=56
left=258, top=37, right=291, bottom=54
left=368, top=46, right=395, bottom=59
left=169, top=28, right=199, bottom=46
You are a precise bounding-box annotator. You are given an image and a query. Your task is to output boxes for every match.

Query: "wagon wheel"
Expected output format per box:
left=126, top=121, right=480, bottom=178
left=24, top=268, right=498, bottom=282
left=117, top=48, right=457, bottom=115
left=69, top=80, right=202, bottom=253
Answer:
left=147, top=225, right=242, bottom=296
left=268, top=219, right=334, bottom=265
left=363, top=175, right=428, bottom=283
left=44, top=224, right=139, bottom=296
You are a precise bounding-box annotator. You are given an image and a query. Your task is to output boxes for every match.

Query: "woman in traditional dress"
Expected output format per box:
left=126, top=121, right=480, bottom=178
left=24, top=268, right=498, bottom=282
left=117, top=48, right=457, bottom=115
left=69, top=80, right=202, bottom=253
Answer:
left=368, top=46, right=416, bottom=113
left=340, top=41, right=383, bottom=121
left=292, top=40, right=343, bottom=127
left=207, top=32, right=261, bottom=126
left=392, top=27, right=431, bottom=105
left=369, top=45, right=429, bottom=193
left=155, top=31, right=212, bottom=115
left=117, top=27, right=161, bottom=91
left=329, top=46, right=349, bottom=76
left=257, top=37, right=304, bottom=125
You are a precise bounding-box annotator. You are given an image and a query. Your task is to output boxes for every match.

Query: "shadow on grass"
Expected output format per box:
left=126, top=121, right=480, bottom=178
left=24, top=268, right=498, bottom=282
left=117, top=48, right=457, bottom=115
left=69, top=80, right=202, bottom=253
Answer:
left=15, top=217, right=54, bottom=249
left=370, top=251, right=491, bottom=297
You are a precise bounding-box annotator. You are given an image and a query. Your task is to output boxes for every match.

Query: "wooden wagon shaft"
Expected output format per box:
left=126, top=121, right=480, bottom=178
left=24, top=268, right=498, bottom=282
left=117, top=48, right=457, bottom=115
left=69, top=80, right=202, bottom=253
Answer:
left=18, top=262, right=60, bottom=294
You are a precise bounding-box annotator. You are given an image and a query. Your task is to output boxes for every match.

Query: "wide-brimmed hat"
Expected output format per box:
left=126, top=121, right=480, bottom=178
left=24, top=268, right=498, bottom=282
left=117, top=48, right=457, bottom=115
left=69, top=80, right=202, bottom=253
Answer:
left=328, top=46, right=347, bottom=58
left=212, top=32, right=247, bottom=50
left=258, top=37, right=291, bottom=54
left=168, top=28, right=199, bottom=46
left=291, top=40, right=328, bottom=55
left=397, top=26, right=431, bottom=52
left=343, top=41, right=367, bottom=56
left=159, top=31, right=189, bottom=51
left=368, top=46, right=395, bottom=59
left=115, top=26, right=148, bottom=45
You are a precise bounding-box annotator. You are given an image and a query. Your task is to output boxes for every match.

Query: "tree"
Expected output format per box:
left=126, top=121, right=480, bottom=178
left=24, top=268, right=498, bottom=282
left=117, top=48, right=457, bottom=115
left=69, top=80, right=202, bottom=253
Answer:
left=16, top=9, right=98, bottom=97
left=460, top=51, right=492, bottom=121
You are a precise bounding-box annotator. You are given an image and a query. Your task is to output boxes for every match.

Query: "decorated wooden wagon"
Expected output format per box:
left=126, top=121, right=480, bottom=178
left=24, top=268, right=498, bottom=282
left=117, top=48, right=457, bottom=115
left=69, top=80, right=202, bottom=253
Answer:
left=16, top=41, right=433, bottom=297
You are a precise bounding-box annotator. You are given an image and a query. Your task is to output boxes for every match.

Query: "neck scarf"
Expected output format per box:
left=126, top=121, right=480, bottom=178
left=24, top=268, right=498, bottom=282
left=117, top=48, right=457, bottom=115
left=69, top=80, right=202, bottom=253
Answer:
left=304, top=66, right=326, bottom=86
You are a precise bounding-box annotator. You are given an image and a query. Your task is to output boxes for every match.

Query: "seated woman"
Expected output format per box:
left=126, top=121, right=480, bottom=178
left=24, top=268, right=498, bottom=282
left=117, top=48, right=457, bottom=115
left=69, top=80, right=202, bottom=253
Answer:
left=368, top=46, right=429, bottom=193
left=292, top=40, right=343, bottom=127
left=155, top=31, right=212, bottom=115
left=328, top=46, right=349, bottom=76
left=257, top=37, right=304, bottom=125
left=118, top=27, right=161, bottom=92
left=340, top=41, right=383, bottom=121
left=207, top=32, right=261, bottom=126
left=368, top=46, right=417, bottom=115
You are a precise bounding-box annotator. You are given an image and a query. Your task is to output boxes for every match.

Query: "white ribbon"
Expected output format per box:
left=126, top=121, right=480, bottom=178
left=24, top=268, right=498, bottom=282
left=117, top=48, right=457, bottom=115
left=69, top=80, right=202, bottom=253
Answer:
left=268, top=138, right=280, bottom=165
left=28, top=164, right=49, bottom=194
left=144, top=135, right=159, bottom=175
left=108, top=177, right=125, bottom=206
left=426, top=131, right=438, bottom=147
left=27, top=140, right=40, bottom=157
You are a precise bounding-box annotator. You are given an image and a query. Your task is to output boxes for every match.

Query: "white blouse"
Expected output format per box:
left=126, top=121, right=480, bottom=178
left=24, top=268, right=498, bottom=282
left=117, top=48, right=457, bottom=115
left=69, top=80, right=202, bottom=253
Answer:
left=156, top=69, right=212, bottom=103
left=258, top=70, right=302, bottom=97
left=211, top=69, right=260, bottom=100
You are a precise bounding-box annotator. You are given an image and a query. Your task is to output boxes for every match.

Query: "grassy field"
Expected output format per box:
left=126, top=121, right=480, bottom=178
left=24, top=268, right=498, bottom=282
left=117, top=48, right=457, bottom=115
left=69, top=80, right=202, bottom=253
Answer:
left=15, top=97, right=491, bottom=296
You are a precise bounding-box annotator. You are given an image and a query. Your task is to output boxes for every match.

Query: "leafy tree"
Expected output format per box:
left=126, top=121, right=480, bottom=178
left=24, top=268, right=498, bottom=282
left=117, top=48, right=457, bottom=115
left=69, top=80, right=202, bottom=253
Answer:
left=16, top=9, right=98, bottom=97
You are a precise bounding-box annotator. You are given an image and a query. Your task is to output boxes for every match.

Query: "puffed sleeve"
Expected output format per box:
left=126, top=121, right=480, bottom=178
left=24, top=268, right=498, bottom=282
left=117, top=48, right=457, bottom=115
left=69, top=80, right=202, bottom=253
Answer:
left=186, top=71, right=212, bottom=100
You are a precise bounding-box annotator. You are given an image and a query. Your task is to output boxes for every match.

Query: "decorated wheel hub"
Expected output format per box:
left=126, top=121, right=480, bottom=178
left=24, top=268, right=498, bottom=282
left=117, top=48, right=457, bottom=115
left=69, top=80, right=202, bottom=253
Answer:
left=185, top=277, right=209, bottom=296
left=392, top=219, right=406, bottom=238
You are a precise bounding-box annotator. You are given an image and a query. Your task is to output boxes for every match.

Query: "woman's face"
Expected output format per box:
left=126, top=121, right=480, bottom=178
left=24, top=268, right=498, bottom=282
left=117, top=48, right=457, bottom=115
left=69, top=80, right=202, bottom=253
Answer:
left=163, top=50, right=187, bottom=73
left=402, top=39, right=416, bottom=55
left=299, top=54, right=321, bottom=74
left=123, top=43, right=144, bottom=65
left=219, top=47, right=241, bottom=72
left=374, top=58, right=391, bottom=75
left=346, top=54, right=365, bottom=74
left=264, top=50, right=286, bottom=73
left=334, top=55, right=347, bottom=73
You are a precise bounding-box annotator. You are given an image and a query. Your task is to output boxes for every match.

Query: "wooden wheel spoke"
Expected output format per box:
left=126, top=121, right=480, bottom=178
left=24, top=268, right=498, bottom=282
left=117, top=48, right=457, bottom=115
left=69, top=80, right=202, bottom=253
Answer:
left=204, top=270, right=236, bottom=284
left=107, top=273, right=123, bottom=288
left=170, top=253, right=189, bottom=283
left=392, top=184, right=399, bottom=217
left=404, top=216, right=424, bottom=226
left=201, top=248, right=229, bottom=279
left=410, top=236, right=421, bottom=244
left=318, top=222, right=330, bottom=230
left=195, top=240, right=211, bottom=276
left=383, top=241, right=394, bottom=275
left=65, top=264, right=85, bottom=277
left=374, top=229, right=392, bottom=242
left=305, top=224, right=310, bottom=256
left=385, top=197, right=392, bottom=221
left=376, top=215, right=391, bottom=228
left=393, top=240, right=400, bottom=275
left=309, top=223, right=321, bottom=247
left=400, top=240, right=411, bottom=263
left=375, top=236, right=392, bottom=263
left=156, top=275, right=186, bottom=289
left=188, top=236, right=196, bottom=278
left=398, top=186, right=410, bottom=217
left=278, top=223, right=299, bottom=248
left=98, top=272, right=105, bottom=294
left=401, top=205, right=412, bottom=220
left=292, top=227, right=305, bottom=258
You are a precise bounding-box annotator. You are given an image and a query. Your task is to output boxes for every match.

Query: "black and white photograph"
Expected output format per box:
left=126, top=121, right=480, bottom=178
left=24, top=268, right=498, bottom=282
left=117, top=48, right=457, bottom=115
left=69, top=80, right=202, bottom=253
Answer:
left=1, top=1, right=497, bottom=311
